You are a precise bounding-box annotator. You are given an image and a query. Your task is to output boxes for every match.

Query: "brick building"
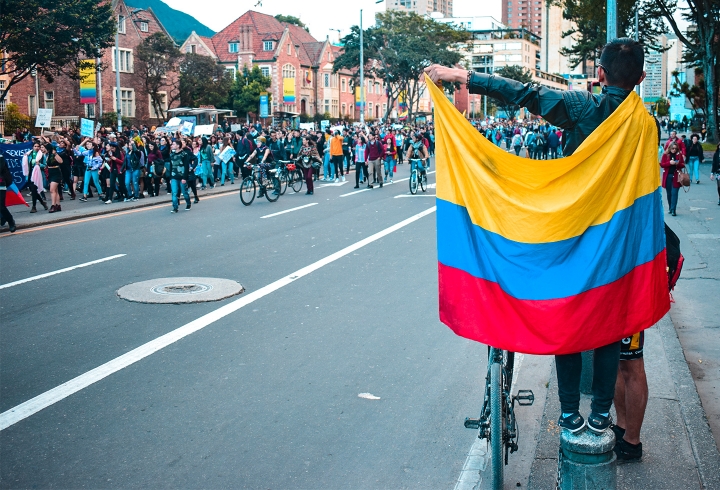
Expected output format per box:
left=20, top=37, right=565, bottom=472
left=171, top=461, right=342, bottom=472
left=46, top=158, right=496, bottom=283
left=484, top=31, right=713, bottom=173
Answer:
left=8, top=0, right=179, bottom=128
left=180, top=10, right=387, bottom=122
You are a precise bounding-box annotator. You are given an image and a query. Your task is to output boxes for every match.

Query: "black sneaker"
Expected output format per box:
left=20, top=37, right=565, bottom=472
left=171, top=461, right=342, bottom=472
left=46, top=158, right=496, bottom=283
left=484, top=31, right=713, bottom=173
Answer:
left=558, top=412, right=586, bottom=433
left=79, top=197, right=87, bottom=202
left=614, top=438, right=642, bottom=462
left=185, top=204, right=191, bottom=210
left=587, top=412, right=612, bottom=434
left=610, top=424, right=625, bottom=442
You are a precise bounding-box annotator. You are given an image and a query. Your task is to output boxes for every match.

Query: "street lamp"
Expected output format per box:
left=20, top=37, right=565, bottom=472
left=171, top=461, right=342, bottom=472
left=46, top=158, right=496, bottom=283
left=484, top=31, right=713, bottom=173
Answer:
left=359, top=0, right=383, bottom=126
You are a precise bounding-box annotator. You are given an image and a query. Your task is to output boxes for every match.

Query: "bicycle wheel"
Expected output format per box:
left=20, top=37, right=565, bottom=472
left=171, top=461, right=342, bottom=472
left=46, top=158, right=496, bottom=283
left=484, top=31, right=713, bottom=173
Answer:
left=265, top=177, right=280, bottom=202
left=290, top=169, right=304, bottom=193
left=409, top=169, right=418, bottom=194
left=420, top=171, right=427, bottom=192
left=490, top=358, right=504, bottom=490
left=277, top=170, right=288, bottom=195
left=239, top=177, right=256, bottom=206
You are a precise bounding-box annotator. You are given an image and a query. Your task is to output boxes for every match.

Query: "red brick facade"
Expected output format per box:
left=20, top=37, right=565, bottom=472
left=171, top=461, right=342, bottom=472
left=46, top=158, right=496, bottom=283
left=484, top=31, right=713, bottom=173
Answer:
left=9, top=0, right=179, bottom=127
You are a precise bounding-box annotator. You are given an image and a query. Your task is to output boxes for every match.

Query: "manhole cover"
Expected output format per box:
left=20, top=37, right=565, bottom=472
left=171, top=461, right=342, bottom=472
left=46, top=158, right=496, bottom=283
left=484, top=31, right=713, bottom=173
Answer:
left=117, top=277, right=243, bottom=304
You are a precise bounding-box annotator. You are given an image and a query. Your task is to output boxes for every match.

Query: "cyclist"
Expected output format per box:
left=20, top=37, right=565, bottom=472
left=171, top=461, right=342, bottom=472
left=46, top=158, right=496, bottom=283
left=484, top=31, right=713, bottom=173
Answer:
left=256, top=136, right=278, bottom=197
left=408, top=132, right=429, bottom=175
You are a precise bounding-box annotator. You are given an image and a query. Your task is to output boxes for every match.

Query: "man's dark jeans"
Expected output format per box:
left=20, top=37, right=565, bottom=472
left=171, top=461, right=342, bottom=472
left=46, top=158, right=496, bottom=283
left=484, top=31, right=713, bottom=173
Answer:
left=555, top=341, right=620, bottom=414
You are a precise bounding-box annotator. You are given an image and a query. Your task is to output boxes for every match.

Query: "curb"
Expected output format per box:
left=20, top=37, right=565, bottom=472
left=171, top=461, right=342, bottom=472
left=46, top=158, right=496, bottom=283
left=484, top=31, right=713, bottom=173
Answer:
left=0, top=186, right=238, bottom=234
left=658, top=315, right=720, bottom=489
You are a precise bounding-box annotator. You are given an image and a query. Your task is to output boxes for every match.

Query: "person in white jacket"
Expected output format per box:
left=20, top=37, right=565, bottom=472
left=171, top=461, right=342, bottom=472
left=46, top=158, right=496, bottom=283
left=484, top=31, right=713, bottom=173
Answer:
left=21, top=141, right=48, bottom=212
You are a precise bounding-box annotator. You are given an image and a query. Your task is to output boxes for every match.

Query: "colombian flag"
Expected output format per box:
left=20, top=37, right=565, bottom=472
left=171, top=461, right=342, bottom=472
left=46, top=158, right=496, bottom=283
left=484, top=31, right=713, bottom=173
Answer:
left=427, top=75, right=669, bottom=355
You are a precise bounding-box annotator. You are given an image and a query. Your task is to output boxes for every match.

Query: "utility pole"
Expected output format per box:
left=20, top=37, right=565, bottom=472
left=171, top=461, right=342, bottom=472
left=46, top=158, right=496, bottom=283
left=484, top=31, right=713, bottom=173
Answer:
left=607, top=0, right=617, bottom=42
left=634, top=6, right=640, bottom=95
left=115, top=14, right=122, bottom=131
left=359, top=9, right=365, bottom=125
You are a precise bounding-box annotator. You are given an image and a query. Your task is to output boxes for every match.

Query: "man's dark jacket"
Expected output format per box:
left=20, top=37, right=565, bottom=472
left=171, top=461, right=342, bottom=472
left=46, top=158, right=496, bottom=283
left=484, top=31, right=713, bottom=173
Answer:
left=468, top=73, right=632, bottom=155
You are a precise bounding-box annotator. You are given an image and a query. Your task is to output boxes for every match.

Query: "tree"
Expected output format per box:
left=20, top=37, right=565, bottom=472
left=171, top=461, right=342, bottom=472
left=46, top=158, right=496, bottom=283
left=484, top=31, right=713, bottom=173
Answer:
left=492, top=66, right=533, bottom=120
left=179, top=54, right=233, bottom=108
left=655, top=97, right=670, bottom=117
left=0, top=0, right=115, bottom=104
left=2, top=103, right=31, bottom=135
left=550, top=0, right=669, bottom=70
left=136, top=32, right=183, bottom=120
left=670, top=69, right=704, bottom=115
left=274, top=15, right=309, bottom=32
left=654, top=0, right=718, bottom=143
left=333, top=11, right=469, bottom=121
left=228, top=66, right=272, bottom=119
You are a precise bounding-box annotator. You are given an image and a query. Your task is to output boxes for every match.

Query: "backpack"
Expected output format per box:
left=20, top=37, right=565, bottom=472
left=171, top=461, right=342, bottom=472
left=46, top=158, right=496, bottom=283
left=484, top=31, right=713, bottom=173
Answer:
left=665, top=223, right=684, bottom=293
left=495, top=131, right=502, bottom=141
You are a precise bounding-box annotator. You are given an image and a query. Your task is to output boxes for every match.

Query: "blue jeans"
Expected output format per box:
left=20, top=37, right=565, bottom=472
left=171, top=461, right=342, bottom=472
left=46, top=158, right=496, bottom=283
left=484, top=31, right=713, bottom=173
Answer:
left=125, top=168, right=141, bottom=199
left=323, top=152, right=333, bottom=180
left=688, top=156, right=700, bottom=182
left=83, top=169, right=102, bottom=196
left=665, top=178, right=679, bottom=213
left=170, top=179, right=190, bottom=210
left=221, top=160, right=233, bottom=184
left=384, top=157, right=395, bottom=179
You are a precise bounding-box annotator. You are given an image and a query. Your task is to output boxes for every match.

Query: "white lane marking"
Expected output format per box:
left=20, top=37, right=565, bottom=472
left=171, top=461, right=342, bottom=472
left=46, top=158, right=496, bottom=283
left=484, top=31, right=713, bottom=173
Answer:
left=339, top=171, right=433, bottom=197
left=0, top=207, right=436, bottom=431
left=395, top=194, right=436, bottom=198
left=319, top=181, right=349, bottom=187
left=454, top=353, right=525, bottom=490
left=260, top=203, right=318, bottom=219
left=0, top=255, right=126, bottom=290
left=340, top=188, right=371, bottom=197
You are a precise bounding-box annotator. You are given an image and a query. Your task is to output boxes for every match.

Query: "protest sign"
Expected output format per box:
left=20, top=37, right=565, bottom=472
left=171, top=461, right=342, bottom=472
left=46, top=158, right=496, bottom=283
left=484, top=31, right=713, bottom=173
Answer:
left=80, top=118, right=95, bottom=137
left=35, top=109, right=53, bottom=128
left=0, top=142, right=33, bottom=190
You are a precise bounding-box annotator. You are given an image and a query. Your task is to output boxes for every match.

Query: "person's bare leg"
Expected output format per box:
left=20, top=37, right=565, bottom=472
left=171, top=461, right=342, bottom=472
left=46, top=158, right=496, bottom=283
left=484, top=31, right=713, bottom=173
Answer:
left=614, top=368, right=627, bottom=429
left=619, top=358, right=648, bottom=444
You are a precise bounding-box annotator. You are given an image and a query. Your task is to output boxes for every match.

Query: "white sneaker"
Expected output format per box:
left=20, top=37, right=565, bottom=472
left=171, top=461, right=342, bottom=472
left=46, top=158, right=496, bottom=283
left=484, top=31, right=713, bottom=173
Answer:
left=390, top=179, right=393, bottom=184
left=334, top=177, right=339, bottom=183
left=341, top=176, right=346, bottom=182
left=105, top=200, right=112, bottom=204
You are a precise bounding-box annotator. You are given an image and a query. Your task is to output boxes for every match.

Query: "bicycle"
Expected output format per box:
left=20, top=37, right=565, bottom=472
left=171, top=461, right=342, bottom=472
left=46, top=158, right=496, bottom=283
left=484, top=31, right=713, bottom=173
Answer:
left=276, top=160, right=304, bottom=195
left=239, top=163, right=281, bottom=205
left=408, top=158, right=428, bottom=195
left=464, top=347, right=534, bottom=490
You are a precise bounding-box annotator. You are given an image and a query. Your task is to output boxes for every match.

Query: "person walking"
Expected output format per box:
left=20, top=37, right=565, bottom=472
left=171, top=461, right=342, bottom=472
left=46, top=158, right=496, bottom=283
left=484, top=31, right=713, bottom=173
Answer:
left=383, top=131, right=397, bottom=183
left=124, top=139, right=144, bottom=201
left=686, top=134, right=704, bottom=184
left=547, top=129, right=560, bottom=159
left=147, top=142, right=165, bottom=198
left=298, top=136, right=321, bottom=195
left=0, top=154, right=16, bottom=232
left=44, top=144, right=64, bottom=212
left=200, top=137, right=217, bottom=189
left=21, top=141, right=48, bottom=212
left=366, top=132, right=384, bottom=189
left=78, top=143, right=104, bottom=202
left=168, top=140, right=191, bottom=212
left=354, top=136, right=367, bottom=189
left=330, top=131, right=345, bottom=182
left=426, top=36, right=650, bottom=437
left=103, top=142, right=126, bottom=204
left=661, top=142, right=685, bottom=216
left=511, top=132, right=523, bottom=156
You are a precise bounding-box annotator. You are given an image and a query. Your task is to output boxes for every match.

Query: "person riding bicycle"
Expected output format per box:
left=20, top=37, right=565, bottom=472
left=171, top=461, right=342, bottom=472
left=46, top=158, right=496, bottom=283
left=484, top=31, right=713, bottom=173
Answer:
left=256, top=136, right=278, bottom=197
left=408, top=132, right=429, bottom=174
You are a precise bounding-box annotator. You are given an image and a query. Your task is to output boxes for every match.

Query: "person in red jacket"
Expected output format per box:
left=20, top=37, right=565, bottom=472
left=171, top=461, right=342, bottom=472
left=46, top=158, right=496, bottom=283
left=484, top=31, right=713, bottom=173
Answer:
left=660, top=142, right=685, bottom=216
left=663, top=130, right=686, bottom=157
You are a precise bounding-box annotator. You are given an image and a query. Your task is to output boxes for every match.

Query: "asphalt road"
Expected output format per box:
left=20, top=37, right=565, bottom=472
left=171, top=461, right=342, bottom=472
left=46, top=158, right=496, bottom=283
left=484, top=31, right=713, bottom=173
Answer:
left=0, top=164, right=491, bottom=489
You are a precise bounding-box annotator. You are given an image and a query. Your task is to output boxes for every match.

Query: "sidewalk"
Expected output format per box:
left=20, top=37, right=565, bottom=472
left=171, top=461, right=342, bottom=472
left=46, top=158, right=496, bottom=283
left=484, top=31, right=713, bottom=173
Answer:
left=1, top=181, right=240, bottom=233
left=526, top=314, right=720, bottom=489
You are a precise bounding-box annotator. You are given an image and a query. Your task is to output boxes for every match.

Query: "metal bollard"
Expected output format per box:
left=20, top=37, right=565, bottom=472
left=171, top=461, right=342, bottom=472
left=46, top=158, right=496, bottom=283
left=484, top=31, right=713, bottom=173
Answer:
left=557, top=428, right=616, bottom=490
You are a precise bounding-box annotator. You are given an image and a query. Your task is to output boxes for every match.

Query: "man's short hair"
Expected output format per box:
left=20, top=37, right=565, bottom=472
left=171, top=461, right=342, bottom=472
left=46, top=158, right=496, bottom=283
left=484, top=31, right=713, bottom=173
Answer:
left=599, top=38, right=644, bottom=89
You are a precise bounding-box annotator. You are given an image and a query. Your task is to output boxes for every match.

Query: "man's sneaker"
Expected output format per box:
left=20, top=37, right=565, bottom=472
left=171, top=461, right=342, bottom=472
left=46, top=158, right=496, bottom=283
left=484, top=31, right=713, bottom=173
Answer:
left=558, top=412, right=586, bottom=433
left=334, top=177, right=339, bottom=183
left=390, top=179, right=393, bottom=184
left=79, top=197, right=87, bottom=202
left=610, top=424, right=625, bottom=442
left=341, top=176, right=345, bottom=182
left=105, top=200, right=112, bottom=204
left=185, top=204, right=191, bottom=210
left=587, top=412, right=612, bottom=434
left=171, top=208, right=178, bottom=213
left=614, top=438, right=642, bottom=462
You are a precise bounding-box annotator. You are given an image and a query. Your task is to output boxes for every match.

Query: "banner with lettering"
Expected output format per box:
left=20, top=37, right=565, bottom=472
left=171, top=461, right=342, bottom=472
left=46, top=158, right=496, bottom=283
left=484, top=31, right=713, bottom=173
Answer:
left=283, top=78, right=295, bottom=104
left=0, top=142, right=33, bottom=190
left=79, top=60, right=97, bottom=104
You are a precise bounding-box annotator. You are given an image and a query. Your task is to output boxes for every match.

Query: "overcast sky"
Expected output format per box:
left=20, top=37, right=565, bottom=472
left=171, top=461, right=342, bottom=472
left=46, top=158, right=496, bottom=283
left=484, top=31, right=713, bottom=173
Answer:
left=162, top=0, right=687, bottom=43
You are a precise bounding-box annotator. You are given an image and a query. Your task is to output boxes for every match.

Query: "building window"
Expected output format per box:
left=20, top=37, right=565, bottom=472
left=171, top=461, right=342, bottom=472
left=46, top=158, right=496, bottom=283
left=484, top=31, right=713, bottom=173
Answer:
left=44, top=91, right=54, bottom=114
left=324, top=73, right=329, bottom=87
left=282, top=64, right=295, bottom=79
left=331, top=99, right=338, bottom=117
left=118, top=15, right=126, bottom=34
left=368, top=80, right=373, bottom=94
left=149, top=92, right=167, bottom=118
left=114, top=88, right=135, bottom=118
left=186, top=44, right=196, bottom=54
left=140, top=21, right=148, bottom=32
left=287, top=43, right=291, bottom=55
left=85, top=104, right=96, bottom=119
left=226, top=67, right=237, bottom=79
left=375, top=82, right=380, bottom=94
left=260, top=66, right=271, bottom=78
left=263, top=41, right=274, bottom=51
left=341, top=103, right=346, bottom=115
left=331, top=74, right=338, bottom=88
left=28, top=95, right=37, bottom=117
left=324, top=99, right=330, bottom=114
left=112, top=48, right=133, bottom=73
left=341, top=78, right=346, bottom=92
left=368, top=102, right=373, bottom=118
left=229, top=42, right=239, bottom=53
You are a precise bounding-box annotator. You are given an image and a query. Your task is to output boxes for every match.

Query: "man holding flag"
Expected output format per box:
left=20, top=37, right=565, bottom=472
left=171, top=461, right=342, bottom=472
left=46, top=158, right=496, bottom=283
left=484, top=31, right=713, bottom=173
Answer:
left=425, top=38, right=660, bottom=458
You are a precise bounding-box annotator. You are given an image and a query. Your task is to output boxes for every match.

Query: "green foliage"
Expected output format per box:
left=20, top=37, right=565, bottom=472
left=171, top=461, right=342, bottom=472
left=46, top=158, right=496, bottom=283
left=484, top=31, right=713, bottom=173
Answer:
left=2, top=104, right=31, bottom=135
left=274, top=15, right=309, bottom=32
left=670, top=69, right=704, bottom=114
left=179, top=54, right=233, bottom=108
left=0, top=0, right=115, bottom=104
left=655, top=97, right=670, bottom=117
left=100, top=112, right=130, bottom=129
left=229, top=66, right=272, bottom=118
left=333, top=10, right=469, bottom=121
left=549, top=0, right=669, bottom=69
left=493, top=66, right=533, bottom=120
left=125, top=0, right=215, bottom=43
left=136, top=32, right=183, bottom=120
left=299, top=113, right=312, bottom=123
